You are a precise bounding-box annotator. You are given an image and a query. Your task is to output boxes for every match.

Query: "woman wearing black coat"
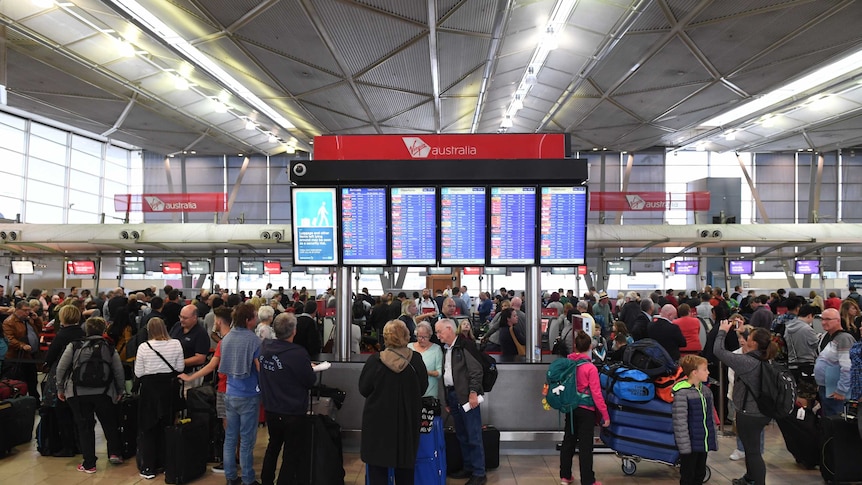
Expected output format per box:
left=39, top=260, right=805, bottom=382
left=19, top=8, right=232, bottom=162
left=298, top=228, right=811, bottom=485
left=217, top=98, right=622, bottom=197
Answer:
left=359, top=319, right=428, bottom=485
left=43, top=305, right=85, bottom=457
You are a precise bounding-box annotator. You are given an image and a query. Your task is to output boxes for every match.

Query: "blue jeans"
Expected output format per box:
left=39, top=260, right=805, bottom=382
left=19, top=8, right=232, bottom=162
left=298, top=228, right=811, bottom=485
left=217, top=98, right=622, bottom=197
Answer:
left=819, top=386, right=845, bottom=417
left=446, top=388, right=484, bottom=477
left=224, top=394, right=260, bottom=484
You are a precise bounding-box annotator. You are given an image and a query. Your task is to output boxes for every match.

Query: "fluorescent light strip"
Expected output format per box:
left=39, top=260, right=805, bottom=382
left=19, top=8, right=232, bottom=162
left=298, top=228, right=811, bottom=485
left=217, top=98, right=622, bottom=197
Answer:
left=702, top=47, right=862, bottom=128
left=501, top=0, right=577, bottom=127
left=110, top=0, right=295, bottom=131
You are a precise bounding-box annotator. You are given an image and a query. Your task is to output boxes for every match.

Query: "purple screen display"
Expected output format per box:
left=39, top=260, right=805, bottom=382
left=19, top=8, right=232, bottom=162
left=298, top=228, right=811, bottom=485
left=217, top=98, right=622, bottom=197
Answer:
left=674, top=261, right=699, bottom=275
left=795, top=260, right=819, bottom=275
left=728, top=260, right=753, bottom=275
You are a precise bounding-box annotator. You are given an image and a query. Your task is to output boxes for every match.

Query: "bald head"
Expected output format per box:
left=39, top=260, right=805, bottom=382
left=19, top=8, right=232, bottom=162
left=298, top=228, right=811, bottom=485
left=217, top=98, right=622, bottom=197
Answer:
left=511, top=297, right=522, bottom=310
left=179, top=304, right=199, bottom=330
left=821, top=308, right=841, bottom=334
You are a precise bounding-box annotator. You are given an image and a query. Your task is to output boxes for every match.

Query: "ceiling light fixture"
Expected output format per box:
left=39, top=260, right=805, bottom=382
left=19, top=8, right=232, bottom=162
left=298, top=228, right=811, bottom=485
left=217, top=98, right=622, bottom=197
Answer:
left=245, top=120, right=256, bottom=130
left=174, top=76, right=189, bottom=90
left=285, top=145, right=296, bottom=154
left=213, top=100, right=227, bottom=113
left=32, top=0, right=54, bottom=7
left=724, top=132, right=736, bottom=141
left=701, top=46, right=862, bottom=128
left=512, top=95, right=524, bottom=111
left=108, top=0, right=298, bottom=134
left=117, top=38, right=136, bottom=57
left=501, top=116, right=513, bottom=128
left=268, top=134, right=278, bottom=143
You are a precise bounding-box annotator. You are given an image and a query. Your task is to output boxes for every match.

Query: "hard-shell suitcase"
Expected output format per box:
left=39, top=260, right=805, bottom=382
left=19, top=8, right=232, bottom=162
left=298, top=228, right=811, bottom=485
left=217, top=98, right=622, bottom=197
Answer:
left=163, top=416, right=209, bottom=484
left=604, top=392, right=673, bottom=433
left=444, top=424, right=500, bottom=473
left=600, top=422, right=679, bottom=465
left=776, top=405, right=819, bottom=469
left=306, top=413, right=345, bottom=485
left=820, top=415, right=862, bottom=483
left=415, top=416, right=446, bottom=485
left=118, top=394, right=138, bottom=459
left=0, top=396, right=38, bottom=457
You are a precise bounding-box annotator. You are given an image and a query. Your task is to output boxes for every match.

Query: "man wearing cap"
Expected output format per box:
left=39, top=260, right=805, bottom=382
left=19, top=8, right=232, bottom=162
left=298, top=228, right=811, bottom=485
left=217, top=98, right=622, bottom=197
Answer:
left=592, top=292, right=612, bottom=337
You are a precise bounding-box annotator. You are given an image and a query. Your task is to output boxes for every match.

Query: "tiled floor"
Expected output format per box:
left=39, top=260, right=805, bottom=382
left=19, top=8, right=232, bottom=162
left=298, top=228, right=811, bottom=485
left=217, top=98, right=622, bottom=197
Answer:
left=0, top=420, right=827, bottom=484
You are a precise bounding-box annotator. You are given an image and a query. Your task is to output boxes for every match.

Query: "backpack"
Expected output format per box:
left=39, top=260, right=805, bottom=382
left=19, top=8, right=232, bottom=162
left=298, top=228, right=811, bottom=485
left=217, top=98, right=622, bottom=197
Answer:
left=71, top=338, right=115, bottom=394
left=654, top=366, right=686, bottom=403
left=849, top=342, right=862, bottom=400
left=543, top=358, right=594, bottom=413
left=599, top=364, right=655, bottom=402
left=465, top=345, right=498, bottom=392
left=622, top=338, right=678, bottom=378
left=743, top=360, right=796, bottom=419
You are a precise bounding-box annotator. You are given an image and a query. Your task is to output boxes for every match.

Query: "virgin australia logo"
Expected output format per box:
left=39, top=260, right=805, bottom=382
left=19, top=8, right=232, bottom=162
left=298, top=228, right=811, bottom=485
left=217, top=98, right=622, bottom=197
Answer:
left=402, top=137, right=431, bottom=158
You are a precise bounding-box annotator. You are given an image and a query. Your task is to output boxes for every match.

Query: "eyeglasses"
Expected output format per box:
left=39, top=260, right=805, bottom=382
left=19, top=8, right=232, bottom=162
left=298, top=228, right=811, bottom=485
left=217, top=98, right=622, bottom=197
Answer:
left=416, top=335, right=430, bottom=340
left=821, top=317, right=840, bottom=321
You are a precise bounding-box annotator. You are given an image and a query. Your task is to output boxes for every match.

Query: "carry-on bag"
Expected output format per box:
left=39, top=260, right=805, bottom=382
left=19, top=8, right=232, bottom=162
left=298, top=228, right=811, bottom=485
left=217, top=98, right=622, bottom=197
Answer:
left=599, top=364, right=655, bottom=402
left=118, top=394, right=138, bottom=459
left=820, top=414, right=862, bottom=483
left=776, top=405, right=819, bottom=469
left=163, top=416, right=209, bottom=484
left=0, top=395, right=39, bottom=457
left=415, top=415, right=446, bottom=485
left=444, top=424, right=501, bottom=473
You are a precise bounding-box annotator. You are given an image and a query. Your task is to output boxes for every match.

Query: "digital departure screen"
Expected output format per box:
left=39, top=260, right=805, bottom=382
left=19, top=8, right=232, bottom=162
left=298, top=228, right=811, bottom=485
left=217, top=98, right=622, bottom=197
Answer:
left=241, top=261, right=264, bottom=274
left=795, top=260, right=819, bottom=275
left=391, top=187, right=437, bottom=265
left=539, top=186, right=587, bottom=265
left=490, top=187, right=536, bottom=265
left=161, top=262, right=182, bottom=275
left=341, top=187, right=387, bottom=265
left=264, top=262, right=282, bottom=275
left=606, top=260, right=631, bottom=275
left=441, top=187, right=486, bottom=265
left=122, top=261, right=145, bottom=275
left=187, top=261, right=210, bottom=274
left=674, top=261, right=699, bottom=275
left=728, top=260, right=753, bottom=275
left=67, top=260, right=96, bottom=275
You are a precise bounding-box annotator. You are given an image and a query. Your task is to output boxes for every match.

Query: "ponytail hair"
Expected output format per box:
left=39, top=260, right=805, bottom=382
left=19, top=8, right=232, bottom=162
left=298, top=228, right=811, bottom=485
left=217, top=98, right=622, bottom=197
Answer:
left=749, top=328, right=778, bottom=361
left=574, top=330, right=592, bottom=353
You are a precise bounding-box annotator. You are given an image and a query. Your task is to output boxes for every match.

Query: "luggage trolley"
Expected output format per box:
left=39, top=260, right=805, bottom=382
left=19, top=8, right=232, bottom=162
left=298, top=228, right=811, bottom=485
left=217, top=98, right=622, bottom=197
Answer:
left=613, top=449, right=711, bottom=482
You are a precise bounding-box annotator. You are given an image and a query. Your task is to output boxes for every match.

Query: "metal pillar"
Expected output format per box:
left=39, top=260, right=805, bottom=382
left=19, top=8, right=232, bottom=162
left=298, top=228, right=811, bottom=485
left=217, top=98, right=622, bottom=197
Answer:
left=525, top=266, right=541, bottom=363
left=336, top=266, right=352, bottom=361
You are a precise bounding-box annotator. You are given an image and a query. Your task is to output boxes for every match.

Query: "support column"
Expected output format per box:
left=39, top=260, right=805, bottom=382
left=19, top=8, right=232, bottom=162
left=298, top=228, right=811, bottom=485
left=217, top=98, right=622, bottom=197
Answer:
left=336, top=266, right=352, bottom=361
left=525, top=266, right=541, bottom=363
left=0, top=26, right=7, bottom=105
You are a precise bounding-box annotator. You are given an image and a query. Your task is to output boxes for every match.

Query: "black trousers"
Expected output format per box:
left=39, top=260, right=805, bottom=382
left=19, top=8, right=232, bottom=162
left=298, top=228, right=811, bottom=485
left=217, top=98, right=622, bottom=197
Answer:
left=56, top=400, right=78, bottom=453
left=679, top=451, right=708, bottom=485
left=367, top=465, right=414, bottom=485
left=138, top=412, right=172, bottom=472
left=261, top=411, right=310, bottom=485
left=68, top=394, right=121, bottom=469
left=559, top=407, right=596, bottom=484
left=736, top=412, right=771, bottom=485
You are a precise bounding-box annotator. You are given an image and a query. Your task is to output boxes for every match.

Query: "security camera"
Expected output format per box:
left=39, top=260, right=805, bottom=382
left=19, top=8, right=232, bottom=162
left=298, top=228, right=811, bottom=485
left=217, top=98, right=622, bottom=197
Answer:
left=712, top=230, right=722, bottom=238
left=699, top=230, right=710, bottom=238
left=292, top=163, right=307, bottom=177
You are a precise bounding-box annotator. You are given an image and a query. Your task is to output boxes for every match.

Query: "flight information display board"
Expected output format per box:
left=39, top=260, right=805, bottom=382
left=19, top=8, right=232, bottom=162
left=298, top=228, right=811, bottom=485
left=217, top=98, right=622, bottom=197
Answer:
left=490, top=187, right=536, bottom=265
left=341, top=187, right=387, bottom=265
left=441, top=187, right=486, bottom=265
left=291, top=188, right=338, bottom=265
left=391, top=187, right=437, bottom=265
left=539, top=186, right=588, bottom=265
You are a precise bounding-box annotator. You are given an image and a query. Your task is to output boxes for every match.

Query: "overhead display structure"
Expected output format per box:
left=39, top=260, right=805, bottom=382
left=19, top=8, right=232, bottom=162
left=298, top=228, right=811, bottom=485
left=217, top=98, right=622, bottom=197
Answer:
left=291, top=134, right=587, bottom=268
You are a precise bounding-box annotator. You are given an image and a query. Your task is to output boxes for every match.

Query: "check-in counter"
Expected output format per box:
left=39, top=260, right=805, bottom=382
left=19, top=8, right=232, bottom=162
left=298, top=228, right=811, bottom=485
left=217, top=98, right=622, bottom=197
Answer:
left=318, top=355, right=571, bottom=450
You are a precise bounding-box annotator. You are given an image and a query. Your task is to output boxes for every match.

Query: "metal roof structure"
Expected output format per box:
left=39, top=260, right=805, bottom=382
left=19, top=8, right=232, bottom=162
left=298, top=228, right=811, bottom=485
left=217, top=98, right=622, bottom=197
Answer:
left=2, top=0, right=862, bottom=157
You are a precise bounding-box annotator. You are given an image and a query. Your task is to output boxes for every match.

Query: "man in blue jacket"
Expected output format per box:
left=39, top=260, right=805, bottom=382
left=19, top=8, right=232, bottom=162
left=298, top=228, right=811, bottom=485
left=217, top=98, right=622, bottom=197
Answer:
left=259, top=312, right=317, bottom=485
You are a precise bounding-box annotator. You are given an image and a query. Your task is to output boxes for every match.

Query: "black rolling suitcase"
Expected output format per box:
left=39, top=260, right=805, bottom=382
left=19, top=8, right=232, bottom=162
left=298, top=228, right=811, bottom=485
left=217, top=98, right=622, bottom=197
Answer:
left=444, top=424, right=501, bottom=473
left=820, top=415, right=862, bottom=483
left=117, top=394, right=138, bottom=459
left=163, top=416, right=209, bottom=484
left=0, top=396, right=38, bottom=457
left=776, top=405, right=819, bottom=469
left=36, top=406, right=61, bottom=456
left=186, top=384, right=223, bottom=463
left=306, top=413, right=345, bottom=485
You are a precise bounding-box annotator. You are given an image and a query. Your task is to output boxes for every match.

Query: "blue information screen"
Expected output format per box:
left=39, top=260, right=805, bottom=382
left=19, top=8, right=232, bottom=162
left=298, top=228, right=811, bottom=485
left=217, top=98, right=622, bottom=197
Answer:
left=539, top=187, right=588, bottom=265
left=391, top=187, right=437, bottom=265
left=441, top=187, right=486, bottom=265
left=341, top=187, right=387, bottom=265
left=490, top=187, right=536, bottom=265
left=291, top=187, right=337, bottom=265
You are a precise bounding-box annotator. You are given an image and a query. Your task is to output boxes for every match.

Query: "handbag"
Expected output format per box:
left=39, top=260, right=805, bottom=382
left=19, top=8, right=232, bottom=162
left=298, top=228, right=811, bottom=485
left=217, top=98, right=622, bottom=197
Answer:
left=509, top=325, right=526, bottom=356
left=145, top=342, right=186, bottom=412
left=422, top=396, right=441, bottom=416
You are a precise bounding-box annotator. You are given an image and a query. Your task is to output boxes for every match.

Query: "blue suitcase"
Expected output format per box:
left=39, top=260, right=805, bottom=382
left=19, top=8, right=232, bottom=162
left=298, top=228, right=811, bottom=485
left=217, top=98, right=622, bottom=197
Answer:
left=600, top=365, right=654, bottom=402
left=415, top=416, right=446, bottom=485
left=600, top=423, right=679, bottom=465
left=604, top=393, right=673, bottom=433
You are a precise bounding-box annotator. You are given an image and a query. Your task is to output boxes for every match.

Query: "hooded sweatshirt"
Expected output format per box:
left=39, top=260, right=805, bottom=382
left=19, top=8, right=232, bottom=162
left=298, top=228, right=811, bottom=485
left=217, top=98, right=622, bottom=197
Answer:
left=784, top=317, right=820, bottom=365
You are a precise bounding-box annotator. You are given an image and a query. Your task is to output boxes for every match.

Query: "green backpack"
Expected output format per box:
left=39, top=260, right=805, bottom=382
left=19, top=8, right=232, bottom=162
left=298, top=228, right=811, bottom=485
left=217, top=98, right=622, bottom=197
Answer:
left=544, top=357, right=594, bottom=413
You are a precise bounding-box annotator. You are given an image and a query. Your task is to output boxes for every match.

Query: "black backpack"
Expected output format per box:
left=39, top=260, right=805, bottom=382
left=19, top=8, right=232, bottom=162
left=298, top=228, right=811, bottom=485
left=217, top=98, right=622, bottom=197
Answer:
left=71, top=338, right=115, bottom=394
left=622, top=338, right=678, bottom=378
left=465, top=344, right=498, bottom=392
left=743, top=360, right=796, bottom=419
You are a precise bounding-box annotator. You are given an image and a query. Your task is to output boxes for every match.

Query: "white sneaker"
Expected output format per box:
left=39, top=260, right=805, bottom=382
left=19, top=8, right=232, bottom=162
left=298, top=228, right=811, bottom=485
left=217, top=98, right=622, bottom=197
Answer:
left=729, top=449, right=745, bottom=461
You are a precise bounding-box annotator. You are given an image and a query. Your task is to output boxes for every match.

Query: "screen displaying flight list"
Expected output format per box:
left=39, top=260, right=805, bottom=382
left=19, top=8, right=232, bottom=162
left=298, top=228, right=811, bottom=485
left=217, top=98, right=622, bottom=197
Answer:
left=490, top=187, right=536, bottom=265
left=441, top=187, right=486, bottom=265
left=540, top=186, right=588, bottom=265
left=341, top=187, right=387, bottom=265
left=391, top=187, right=437, bottom=265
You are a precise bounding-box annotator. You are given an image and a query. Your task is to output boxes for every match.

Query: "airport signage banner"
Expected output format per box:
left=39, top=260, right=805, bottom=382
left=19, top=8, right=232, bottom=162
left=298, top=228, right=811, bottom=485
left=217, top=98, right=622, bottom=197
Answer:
left=312, top=134, right=567, bottom=160
left=114, top=193, right=227, bottom=213
left=590, top=191, right=710, bottom=212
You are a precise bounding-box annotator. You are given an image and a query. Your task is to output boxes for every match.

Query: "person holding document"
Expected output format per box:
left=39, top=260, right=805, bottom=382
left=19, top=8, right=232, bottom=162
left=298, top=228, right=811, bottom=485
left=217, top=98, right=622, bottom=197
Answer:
left=435, top=318, right=486, bottom=485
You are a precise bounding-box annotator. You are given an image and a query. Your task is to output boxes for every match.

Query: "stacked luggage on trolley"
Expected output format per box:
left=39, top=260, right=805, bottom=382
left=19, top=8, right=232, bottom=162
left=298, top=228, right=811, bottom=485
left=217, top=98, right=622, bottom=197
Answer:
left=598, top=339, right=711, bottom=481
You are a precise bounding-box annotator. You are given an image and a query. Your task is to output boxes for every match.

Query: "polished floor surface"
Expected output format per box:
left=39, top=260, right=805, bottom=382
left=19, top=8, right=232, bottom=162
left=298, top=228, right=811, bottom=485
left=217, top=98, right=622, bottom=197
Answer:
left=0, top=419, right=827, bottom=484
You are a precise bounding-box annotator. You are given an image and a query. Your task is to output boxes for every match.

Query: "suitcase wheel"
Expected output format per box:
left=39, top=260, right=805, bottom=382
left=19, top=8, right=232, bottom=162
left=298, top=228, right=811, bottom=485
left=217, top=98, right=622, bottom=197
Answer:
left=621, top=458, right=636, bottom=476
left=703, top=465, right=711, bottom=483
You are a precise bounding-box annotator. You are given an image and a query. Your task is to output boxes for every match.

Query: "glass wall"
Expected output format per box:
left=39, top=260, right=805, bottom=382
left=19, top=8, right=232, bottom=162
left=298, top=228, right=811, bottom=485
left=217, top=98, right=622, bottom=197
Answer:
left=0, top=110, right=141, bottom=224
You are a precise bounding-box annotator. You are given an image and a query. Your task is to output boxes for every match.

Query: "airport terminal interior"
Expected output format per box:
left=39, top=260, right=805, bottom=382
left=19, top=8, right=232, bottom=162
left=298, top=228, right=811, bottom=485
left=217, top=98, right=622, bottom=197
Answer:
left=3, top=0, right=862, bottom=484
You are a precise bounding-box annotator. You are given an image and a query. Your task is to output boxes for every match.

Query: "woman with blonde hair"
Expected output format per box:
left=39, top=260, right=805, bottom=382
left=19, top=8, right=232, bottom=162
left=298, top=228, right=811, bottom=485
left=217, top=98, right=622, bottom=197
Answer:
left=809, top=291, right=824, bottom=313
left=133, top=317, right=185, bottom=479
left=360, top=320, right=428, bottom=485
left=839, top=298, right=861, bottom=341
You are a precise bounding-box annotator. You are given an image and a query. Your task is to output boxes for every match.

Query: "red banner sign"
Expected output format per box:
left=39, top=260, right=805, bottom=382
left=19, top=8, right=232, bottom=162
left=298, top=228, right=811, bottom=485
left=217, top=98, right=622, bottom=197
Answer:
left=161, top=262, right=182, bottom=275
left=114, top=193, right=226, bottom=213
left=264, top=262, right=282, bottom=275
left=313, top=134, right=566, bottom=160
left=577, top=265, right=588, bottom=275
left=462, top=267, right=482, bottom=275
left=67, top=260, right=96, bottom=275
left=590, top=192, right=710, bottom=212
